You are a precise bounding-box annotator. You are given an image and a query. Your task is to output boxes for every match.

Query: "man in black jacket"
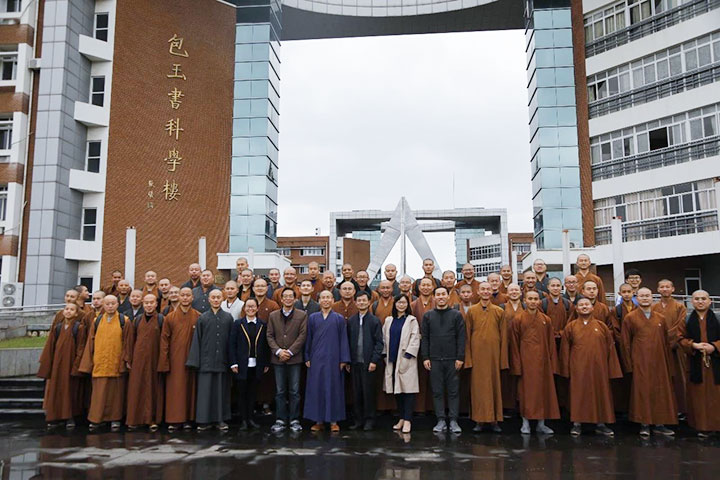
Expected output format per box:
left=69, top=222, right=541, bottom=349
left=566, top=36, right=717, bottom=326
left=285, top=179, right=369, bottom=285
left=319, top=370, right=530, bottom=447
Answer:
left=421, top=286, right=466, bottom=434
left=346, top=291, right=384, bottom=431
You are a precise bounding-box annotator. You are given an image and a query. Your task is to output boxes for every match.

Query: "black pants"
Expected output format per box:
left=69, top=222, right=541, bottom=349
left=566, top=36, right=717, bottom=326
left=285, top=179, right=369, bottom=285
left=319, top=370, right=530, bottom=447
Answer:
left=430, top=359, right=459, bottom=421
left=351, top=362, right=376, bottom=422
left=237, top=368, right=259, bottom=421
left=395, top=393, right=415, bottom=421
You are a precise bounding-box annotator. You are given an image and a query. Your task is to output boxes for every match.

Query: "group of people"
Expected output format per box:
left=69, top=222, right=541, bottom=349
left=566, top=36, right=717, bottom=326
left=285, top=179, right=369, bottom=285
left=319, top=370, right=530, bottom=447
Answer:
left=37, top=255, right=720, bottom=439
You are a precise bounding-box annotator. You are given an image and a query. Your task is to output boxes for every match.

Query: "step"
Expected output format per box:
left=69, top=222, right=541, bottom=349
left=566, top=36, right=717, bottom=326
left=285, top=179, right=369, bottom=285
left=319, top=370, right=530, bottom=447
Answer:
left=1, top=386, right=44, bottom=399
left=0, top=377, right=45, bottom=388
left=0, top=408, right=44, bottom=415
left=0, top=398, right=43, bottom=408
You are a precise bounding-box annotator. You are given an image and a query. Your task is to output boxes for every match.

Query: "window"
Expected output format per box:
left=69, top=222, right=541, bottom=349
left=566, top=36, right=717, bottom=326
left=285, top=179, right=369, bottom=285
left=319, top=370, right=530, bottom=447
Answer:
left=0, top=185, right=7, bottom=222
left=300, top=247, right=324, bottom=256
left=79, top=277, right=94, bottom=293
left=474, top=262, right=502, bottom=278
left=0, top=117, right=11, bottom=150
left=685, top=268, right=702, bottom=293
left=94, top=13, right=109, bottom=42
left=86, top=141, right=101, bottom=173
left=0, top=53, right=17, bottom=81
left=276, top=248, right=290, bottom=257
left=295, top=265, right=309, bottom=274
left=512, top=242, right=532, bottom=254
left=469, top=244, right=502, bottom=261
left=5, top=0, right=20, bottom=13
left=82, top=208, right=97, bottom=241
left=90, top=76, right=105, bottom=107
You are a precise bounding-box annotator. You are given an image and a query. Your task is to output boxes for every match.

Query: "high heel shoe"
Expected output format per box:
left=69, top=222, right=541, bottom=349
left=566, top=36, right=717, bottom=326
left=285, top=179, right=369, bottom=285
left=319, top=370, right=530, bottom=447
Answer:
left=402, top=421, right=412, bottom=434
left=393, top=420, right=405, bottom=431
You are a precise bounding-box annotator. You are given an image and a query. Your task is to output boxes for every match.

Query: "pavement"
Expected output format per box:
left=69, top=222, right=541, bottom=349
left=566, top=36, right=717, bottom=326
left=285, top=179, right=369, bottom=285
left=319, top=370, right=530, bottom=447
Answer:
left=1, top=415, right=720, bottom=479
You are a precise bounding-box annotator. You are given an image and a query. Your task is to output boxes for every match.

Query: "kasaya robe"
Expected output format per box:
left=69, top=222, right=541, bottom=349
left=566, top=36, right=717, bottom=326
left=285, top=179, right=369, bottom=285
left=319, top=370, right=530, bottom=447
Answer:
left=158, top=306, right=200, bottom=424
left=413, top=276, right=441, bottom=297
left=466, top=302, right=508, bottom=423
left=569, top=300, right=614, bottom=331
left=454, top=279, right=480, bottom=304
left=239, top=286, right=253, bottom=302
left=303, top=311, right=351, bottom=423
left=575, top=270, right=607, bottom=305
left=142, top=284, right=161, bottom=303
left=490, top=291, right=508, bottom=307
left=186, top=308, right=233, bottom=424
left=357, top=285, right=379, bottom=303
left=543, top=295, right=573, bottom=407
left=411, top=296, right=435, bottom=412
left=126, top=312, right=164, bottom=426
left=501, top=302, right=524, bottom=409
left=620, top=309, right=677, bottom=425
left=37, top=316, right=87, bottom=421
left=78, top=312, right=134, bottom=424
left=372, top=297, right=396, bottom=411
left=447, top=289, right=462, bottom=309
left=610, top=302, right=635, bottom=412
left=653, top=298, right=687, bottom=414
left=273, top=284, right=301, bottom=305
left=678, top=313, right=720, bottom=431
left=559, top=318, right=622, bottom=424
left=510, top=310, right=559, bottom=420
left=332, top=299, right=358, bottom=320
left=498, top=280, right=512, bottom=295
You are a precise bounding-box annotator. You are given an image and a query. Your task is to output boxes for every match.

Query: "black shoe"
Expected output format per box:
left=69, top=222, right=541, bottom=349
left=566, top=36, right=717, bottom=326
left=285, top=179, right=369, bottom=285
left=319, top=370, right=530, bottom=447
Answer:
left=349, top=422, right=362, bottom=430
left=363, top=420, right=374, bottom=431
left=473, top=423, right=483, bottom=433
left=238, top=421, right=248, bottom=431
left=248, top=419, right=260, bottom=429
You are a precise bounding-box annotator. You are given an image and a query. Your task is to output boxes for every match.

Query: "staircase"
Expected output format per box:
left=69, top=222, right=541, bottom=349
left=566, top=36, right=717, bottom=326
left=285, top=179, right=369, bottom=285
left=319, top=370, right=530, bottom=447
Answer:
left=0, top=377, right=44, bottom=415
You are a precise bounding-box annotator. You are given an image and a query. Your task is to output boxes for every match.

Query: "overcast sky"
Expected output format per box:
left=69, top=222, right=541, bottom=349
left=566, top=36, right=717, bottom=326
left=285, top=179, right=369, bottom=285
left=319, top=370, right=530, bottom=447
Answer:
left=277, top=31, right=532, bottom=277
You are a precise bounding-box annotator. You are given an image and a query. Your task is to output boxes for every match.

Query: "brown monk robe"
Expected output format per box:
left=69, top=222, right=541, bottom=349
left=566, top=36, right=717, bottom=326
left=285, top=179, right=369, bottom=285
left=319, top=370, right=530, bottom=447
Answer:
left=542, top=278, right=573, bottom=409
left=141, top=270, right=161, bottom=302
left=610, top=283, right=637, bottom=413
left=372, top=281, right=396, bottom=411
left=621, top=288, right=677, bottom=429
left=441, top=270, right=461, bottom=307
left=78, top=295, right=134, bottom=429
left=487, top=273, right=508, bottom=307
left=126, top=295, right=165, bottom=429
left=454, top=284, right=476, bottom=416
left=272, top=267, right=301, bottom=305
left=454, top=264, right=480, bottom=304
left=158, top=287, right=200, bottom=427
left=237, top=268, right=254, bottom=302
left=356, top=270, right=380, bottom=303
left=510, top=291, right=560, bottom=427
left=51, top=290, right=88, bottom=329
left=652, top=279, right=688, bottom=416
left=559, top=298, right=623, bottom=426
left=521, top=271, right=546, bottom=300
left=411, top=277, right=436, bottom=412
left=156, top=278, right=172, bottom=313
left=678, top=290, right=720, bottom=433
left=498, top=265, right=513, bottom=295
left=333, top=281, right=359, bottom=319
left=575, top=253, right=607, bottom=305
left=37, top=303, right=87, bottom=425
left=568, top=281, right=613, bottom=328
left=466, top=283, right=508, bottom=427
left=501, top=284, right=524, bottom=411
left=102, top=269, right=123, bottom=296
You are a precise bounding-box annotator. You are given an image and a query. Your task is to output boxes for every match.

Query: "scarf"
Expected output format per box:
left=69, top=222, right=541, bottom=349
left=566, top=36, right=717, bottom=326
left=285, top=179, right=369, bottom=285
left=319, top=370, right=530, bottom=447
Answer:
left=686, top=309, right=720, bottom=385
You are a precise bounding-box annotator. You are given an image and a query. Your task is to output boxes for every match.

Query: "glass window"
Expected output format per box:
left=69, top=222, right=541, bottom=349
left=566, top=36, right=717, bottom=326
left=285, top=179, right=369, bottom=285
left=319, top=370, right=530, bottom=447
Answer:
left=82, top=208, right=97, bottom=242
left=90, top=76, right=105, bottom=107
left=0, top=185, right=6, bottom=222
left=0, top=54, right=17, bottom=81
left=94, top=13, right=109, bottom=42
left=86, top=141, right=101, bottom=173
left=0, top=118, right=11, bottom=150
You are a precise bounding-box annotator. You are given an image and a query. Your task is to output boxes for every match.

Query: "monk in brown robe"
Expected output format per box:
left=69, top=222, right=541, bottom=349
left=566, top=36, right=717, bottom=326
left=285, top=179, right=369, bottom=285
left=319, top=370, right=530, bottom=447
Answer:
left=74, top=285, right=93, bottom=318
left=521, top=271, right=544, bottom=299
left=621, top=287, right=677, bottom=437
left=559, top=297, right=622, bottom=437
left=141, top=270, right=161, bottom=303
left=333, top=281, right=359, bottom=320
left=442, top=270, right=461, bottom=307
left=158, top=287, right=200, bottom=430
left=355, top=270, right=380, bottom=303
left=37, top=303, right=87, bottom=429
left=413, top=258, right=441, bottom=296
left=488, top=273, right=508, bottom=306
left=157, top=278, right=171, bottom=313
left=678, top=290, right=720, bottom=437
left=306, top=261, right=325, bottom=299
left=511, top=290, right=559, bottom=434
left=398, top=275, right=416, bottom=302
left=273, top=267, right=300, bottom=305
left=455, top=283, right=475, bottom=416
left=611, top=282, right=635, bottom=413
left=501, top=283, right=524, bottom=412
left=91, top=290, right=105, bottom=317
left=371, top=280, right=395, bottom=412
left=238, top=268, right=254, bottom=302
left=78, top=295, right=134, bottom=432
left=574, top=254, right=606, bottom=305
left=455, top=263, right=480, bottom=304
left=569, top=281, right=613, bottom=329
left=498, top=265, right=513, bottom=295
left=412, top=277, right=436, bottom=412
left=51, top=290, right=87, bottom=330
left=102, top=269, right=123, bottom=296
left=563, top=275, right=582, bottom=304
left=181, top=263, right=202, bottom=290
left=267, top=268, right=283, bottom=299
left=249, top=278, right=280, bottom=320
left=542, top=277, right=573, bottom=409
left=162, top=286, right=181, bottom=315
left=466, top=282, right=508, bottom=432
left=126, top=295, right=165, bottom=431
left=652, top=279, right=688, bottom=417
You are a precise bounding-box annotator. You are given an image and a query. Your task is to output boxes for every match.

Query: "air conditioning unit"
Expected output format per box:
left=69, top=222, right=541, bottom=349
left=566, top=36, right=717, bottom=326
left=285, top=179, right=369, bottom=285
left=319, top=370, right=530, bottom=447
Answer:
left=1, top=282, right=23, bottom=307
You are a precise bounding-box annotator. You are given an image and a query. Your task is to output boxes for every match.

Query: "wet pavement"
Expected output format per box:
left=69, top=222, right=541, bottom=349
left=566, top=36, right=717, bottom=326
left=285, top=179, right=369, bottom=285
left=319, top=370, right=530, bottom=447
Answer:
left=1, top=416, right=720, bottom=479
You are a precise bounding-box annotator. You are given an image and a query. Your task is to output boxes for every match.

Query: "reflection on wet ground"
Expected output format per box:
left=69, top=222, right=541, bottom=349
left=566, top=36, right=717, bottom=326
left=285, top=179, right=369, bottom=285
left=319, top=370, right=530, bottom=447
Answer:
left=1, top=416, right=720, bottom=479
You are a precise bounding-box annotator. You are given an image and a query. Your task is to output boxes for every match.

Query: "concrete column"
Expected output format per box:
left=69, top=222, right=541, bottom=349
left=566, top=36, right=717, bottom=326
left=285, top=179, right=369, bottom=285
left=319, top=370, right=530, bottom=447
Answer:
left=198, top=236, right=206, bottom=270
left=562, top=229, right=571, bottom=279
left=611, top=217, right=624, bottom=295
left=125, top=227, right=136, bottom=287
left=512, top=250, right=519, bottom=284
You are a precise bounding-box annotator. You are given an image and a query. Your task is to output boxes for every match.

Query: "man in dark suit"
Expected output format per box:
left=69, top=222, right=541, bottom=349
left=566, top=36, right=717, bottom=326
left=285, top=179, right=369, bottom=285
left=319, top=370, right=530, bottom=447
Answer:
left=346, top=291, right=384, bottom=431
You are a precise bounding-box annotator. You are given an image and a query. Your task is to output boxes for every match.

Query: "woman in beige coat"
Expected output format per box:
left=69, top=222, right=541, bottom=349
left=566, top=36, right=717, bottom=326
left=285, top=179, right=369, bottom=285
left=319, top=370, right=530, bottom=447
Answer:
left=383, top=294, right=420, bottom=433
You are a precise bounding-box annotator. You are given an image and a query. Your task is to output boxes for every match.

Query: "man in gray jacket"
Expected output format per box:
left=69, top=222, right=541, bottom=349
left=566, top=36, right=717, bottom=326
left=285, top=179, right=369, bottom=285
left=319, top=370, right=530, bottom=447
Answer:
left=421, top=286, right=466, bottom=434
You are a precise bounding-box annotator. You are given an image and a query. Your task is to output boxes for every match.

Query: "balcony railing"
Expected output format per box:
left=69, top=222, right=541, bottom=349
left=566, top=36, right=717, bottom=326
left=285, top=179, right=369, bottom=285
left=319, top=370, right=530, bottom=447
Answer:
left=592, top=136, right=720, bottom=180
left=586, top=0, right=720, bottom=57
left=595, top=210, right=719, bottom=244
left=589, top=62, right=720, bottom=118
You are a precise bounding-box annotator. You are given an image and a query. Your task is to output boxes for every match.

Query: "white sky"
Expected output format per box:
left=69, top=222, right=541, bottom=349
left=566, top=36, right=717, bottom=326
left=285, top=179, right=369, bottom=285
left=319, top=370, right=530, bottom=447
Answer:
left=277, top=31, right=532, bottom=277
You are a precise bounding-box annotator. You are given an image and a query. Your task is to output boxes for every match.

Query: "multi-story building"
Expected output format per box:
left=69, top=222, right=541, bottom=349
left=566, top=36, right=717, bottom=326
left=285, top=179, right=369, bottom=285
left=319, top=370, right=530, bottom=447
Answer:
left=276, top=235, right=329, bottom=278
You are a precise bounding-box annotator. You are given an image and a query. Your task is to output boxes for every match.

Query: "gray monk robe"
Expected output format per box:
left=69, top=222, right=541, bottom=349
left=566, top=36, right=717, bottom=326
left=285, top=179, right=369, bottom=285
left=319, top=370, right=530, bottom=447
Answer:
left=186, top=308, right=233, bottom=424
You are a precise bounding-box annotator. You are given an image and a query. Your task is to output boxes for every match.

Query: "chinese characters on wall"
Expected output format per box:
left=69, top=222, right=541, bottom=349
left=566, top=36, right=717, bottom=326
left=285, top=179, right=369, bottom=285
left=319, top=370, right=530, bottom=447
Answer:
left=148, top=33, right=189, bottom=209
